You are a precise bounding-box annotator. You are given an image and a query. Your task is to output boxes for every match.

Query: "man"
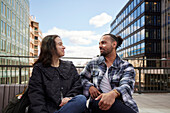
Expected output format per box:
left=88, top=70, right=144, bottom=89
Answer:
left=81, top=34, right=138, bottom=113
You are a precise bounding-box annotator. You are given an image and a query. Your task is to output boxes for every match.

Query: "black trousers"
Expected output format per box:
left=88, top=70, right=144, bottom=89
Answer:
left=89, top=99, right=136, bottom=113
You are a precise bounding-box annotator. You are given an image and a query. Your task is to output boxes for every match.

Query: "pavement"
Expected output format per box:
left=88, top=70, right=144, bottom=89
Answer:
left=133, top=93, right=170, bottom=113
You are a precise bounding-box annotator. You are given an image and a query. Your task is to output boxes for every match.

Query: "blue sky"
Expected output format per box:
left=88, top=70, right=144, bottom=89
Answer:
left=30, top=0, right=128, bottom=59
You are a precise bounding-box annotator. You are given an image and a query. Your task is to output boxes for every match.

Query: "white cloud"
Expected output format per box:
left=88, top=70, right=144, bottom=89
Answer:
left=65, top=45, right=99, bottom=57
left=43, top=27, right=101, bottom=45
left=89, top=13, right=112, bottom=28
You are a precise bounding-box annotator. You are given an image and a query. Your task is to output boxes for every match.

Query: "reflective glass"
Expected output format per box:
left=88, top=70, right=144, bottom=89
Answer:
left=141, top=29, right=145, bottom=40
left=141, top=2, right=145, bottom=13
left=141, top=43, right=145, bottom=53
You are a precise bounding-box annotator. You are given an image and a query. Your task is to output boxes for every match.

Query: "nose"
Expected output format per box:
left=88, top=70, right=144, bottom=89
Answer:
left=63, top=45, right=66, bottom=49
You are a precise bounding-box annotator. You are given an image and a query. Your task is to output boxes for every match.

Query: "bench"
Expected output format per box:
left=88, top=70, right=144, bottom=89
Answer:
left=0, top=84, right=27, bottom=113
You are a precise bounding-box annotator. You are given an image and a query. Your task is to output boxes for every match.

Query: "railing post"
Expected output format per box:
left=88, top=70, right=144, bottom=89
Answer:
left=19, top=67, right=22, bottom=84
left=139, top=68, right=141, bottom=94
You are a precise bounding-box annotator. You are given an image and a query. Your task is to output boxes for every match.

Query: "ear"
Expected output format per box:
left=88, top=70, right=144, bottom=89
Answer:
left=112, top=41, right=117, bottom=48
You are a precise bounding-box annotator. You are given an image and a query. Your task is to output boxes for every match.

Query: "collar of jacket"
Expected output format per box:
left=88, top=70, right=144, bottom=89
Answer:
left=98, top=54, right=122, bottom=68
left=35, top=60, right=72, bottom=80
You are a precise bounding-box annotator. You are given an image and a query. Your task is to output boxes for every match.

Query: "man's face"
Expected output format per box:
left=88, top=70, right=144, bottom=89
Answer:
left=54, top=37, right=65, bottom=57
left=99, top=35, right=116, bottom=57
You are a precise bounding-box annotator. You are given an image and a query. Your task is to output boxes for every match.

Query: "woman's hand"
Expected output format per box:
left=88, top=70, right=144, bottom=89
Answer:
left=59, top=97, right=71, bottom=107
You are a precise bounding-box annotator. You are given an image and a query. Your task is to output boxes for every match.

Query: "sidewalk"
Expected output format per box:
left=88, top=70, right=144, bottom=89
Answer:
left=133, top=93, right=170, bottom=113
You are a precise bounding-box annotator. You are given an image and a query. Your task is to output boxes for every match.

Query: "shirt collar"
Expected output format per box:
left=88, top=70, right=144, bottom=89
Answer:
left=98, top=54, right=122, bottom=68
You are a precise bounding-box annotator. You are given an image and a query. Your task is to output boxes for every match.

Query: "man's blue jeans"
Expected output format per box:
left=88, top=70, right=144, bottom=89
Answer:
left=54, top=95, right=86, bottom=113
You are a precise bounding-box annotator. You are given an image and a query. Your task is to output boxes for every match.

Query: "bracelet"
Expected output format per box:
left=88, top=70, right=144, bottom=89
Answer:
left=113, top=89, right=120, bottom=96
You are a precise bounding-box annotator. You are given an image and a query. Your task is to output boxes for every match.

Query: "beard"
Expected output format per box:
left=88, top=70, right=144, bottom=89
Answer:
left=100, top=46, right=113, bottom=57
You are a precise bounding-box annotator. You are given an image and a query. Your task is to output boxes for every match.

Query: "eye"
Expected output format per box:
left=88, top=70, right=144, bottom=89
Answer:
left=57, top=42, right=63, bottom=46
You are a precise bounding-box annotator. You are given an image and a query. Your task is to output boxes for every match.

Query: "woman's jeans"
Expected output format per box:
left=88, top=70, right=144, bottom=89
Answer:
left=89, top=98, right=136, bottom=113
left=54, top=95, right=86, bottom=113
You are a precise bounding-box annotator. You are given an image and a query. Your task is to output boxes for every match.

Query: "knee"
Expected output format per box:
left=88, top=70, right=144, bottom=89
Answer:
left=75, top=95, right=86, bottom=106
left=75, top=95, right=86, bottom=103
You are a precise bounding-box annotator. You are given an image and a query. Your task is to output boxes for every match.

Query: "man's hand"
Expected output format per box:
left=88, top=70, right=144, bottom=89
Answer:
left=59, top=97, right=71, bottom=107
left=89, top=86, right=101, bottom=99
left=95, top=90, right=118, bottom=110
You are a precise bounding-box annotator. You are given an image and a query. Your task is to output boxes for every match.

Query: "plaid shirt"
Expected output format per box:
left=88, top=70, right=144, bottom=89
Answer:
left=80, top=55, right=139, bottom=113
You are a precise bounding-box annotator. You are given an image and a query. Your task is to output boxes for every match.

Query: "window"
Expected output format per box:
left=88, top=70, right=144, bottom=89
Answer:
left=137, top=31, right=140, bottom=42
left=1, top=2, right=6, bottom=17
left=12, top=13, right=15, bottom=24
left=137, top=19, right=140, bottom=29
left=131, top=1, right=134, bottom=11
left=1, top=39, right=6, bottom=51
left=141, top=16, right=145, bottom=27
left=134, top=0, right=136, bottom=8
left=35, top=36, right=38, bottom=40
left=127, top=48, right=131, bottom=57
left=137, top=6, right=141, bottom=17
left=131, top=36, right=133, bottom=45
left=7, top=24, right=11, bottom=38
left=131, top=47, right=134, bottom=56
left=141, top=43, right=145, bottom=53
left=7, top=7, right=11, bottom=21
left=145, top=2, right=149, bottom=11
left=137, top=44, right=141, bottom=54
left=1, top=20, right=6, bottom=35
left=20, top=35, right=22, bottom=43
left=134, top=33, right=137, bottom=43
left=130, top=24, right=133, bottom=33
left=134, top=10, right=137, bottom=19
left=141, top=2, right=145, bottom=13
left=141, top=29, right=145, bottom=40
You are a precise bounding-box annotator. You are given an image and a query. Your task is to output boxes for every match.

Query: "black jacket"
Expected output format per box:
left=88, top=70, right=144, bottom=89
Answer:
left=28, top=60, right=83, bottom=113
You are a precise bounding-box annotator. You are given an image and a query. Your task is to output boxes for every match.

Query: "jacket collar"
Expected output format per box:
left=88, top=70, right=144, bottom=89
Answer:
left=35, top=60, right=71, bottom=80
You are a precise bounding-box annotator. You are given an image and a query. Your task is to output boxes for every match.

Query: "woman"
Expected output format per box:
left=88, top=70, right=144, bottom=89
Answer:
left=28, top=35, right=86, bottom=113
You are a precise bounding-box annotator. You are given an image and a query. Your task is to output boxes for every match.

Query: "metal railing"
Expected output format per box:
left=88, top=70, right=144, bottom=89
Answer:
left=0, top=56, right=170, bottom=93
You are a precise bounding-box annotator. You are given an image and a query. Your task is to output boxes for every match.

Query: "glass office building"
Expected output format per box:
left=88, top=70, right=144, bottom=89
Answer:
left=0, top=0, right=30, bottom=64
left=0, top=0, right=30, bottom=84
left=110, top=0, right=161, bottom=67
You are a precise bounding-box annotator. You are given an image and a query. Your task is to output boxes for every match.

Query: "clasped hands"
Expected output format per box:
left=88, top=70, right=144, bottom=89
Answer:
left=89, top=86, right=118, bottom=110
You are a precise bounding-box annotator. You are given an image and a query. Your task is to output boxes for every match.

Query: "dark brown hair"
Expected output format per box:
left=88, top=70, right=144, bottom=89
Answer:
left=33, top=35, right=60, bottom=67
left=103, top=34, right=123, bottom=49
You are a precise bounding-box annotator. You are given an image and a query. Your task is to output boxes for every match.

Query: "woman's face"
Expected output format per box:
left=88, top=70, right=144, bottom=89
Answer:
left=54, top=37, right=65, bottom=57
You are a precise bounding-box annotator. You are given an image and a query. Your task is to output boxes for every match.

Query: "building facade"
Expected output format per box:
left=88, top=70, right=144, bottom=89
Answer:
left=0, top=0, right=30, bottom=84
left=29, top=16, right=43, bottom=65
left=161, top=0, right=170, bottom=67
left=110, top=0, right=161, bottom=67
left=0, top=0, right=30, bottom=64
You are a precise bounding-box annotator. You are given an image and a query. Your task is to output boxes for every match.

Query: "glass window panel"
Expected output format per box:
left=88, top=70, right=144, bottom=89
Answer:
left=137, top=44, right=141, bottom=54
left=137, top=6, right=141, bottom=17
left=141, top=2, right=145, bottom=13
left=134, top=10, right=136, bottom=19
left=131, top=47, right=134, bottom=56
left=134, top=45, right=137, bottom=55
left=157, top=29, right=160, bottom=39
left=141, top=43, right=145, bottom=53
left=131, top=1, right=134, bottom=11
left=134, top=33, right=137, bottom=43
left=141, top=29, right=145, bottom=40
left=134, top=0, right=136, bottom=7
left=1, top=2, right=3, bottom=15
left=131, top=35, right=134, bottom=45
left=141, top=16, right=145, bottom=26
left=146, top=2, right=149, bottom=11
left=137, top=31, right=141, bottom=42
